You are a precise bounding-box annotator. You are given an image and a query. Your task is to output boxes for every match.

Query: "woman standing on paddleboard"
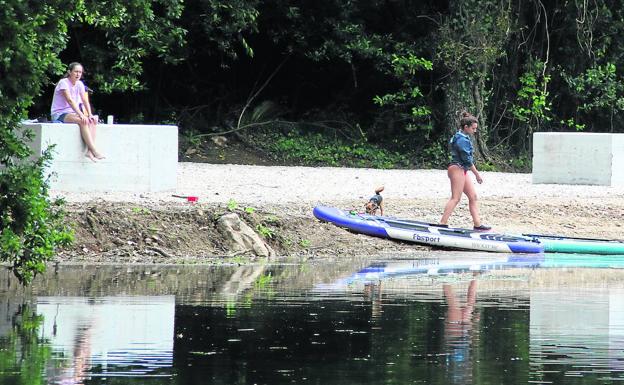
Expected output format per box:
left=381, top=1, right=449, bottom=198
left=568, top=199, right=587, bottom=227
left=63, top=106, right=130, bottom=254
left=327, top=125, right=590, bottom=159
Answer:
left=440, top=111, right=490, bottom=231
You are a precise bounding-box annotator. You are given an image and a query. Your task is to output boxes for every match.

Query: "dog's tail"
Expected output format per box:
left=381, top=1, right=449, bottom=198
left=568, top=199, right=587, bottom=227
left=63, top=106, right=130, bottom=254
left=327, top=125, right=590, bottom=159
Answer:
left=374, top=186, right=384, bottom=194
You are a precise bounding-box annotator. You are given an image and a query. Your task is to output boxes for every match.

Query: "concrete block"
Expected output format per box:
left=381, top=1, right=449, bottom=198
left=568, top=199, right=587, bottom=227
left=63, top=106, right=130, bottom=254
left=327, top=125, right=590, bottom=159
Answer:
left=19, top=123, right=178, bottom=192
left=532, top=132, right=624, bottom=186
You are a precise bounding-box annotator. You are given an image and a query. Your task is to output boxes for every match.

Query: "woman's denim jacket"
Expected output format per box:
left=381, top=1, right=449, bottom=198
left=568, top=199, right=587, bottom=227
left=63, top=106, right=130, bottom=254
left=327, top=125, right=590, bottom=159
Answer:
left=449, top=131, right=473, bottom=170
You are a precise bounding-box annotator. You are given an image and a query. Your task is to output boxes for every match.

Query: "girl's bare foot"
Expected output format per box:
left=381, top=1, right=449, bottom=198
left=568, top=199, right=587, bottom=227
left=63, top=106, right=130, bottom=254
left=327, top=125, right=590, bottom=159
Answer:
left=86, top=152, right=98, bottom=162
left=93, top=151, right=106, bottom=160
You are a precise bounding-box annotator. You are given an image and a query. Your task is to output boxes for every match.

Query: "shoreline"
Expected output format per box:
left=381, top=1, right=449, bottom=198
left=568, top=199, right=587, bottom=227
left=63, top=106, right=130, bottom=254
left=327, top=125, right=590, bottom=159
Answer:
left=54, top=163, right=624, bottom=263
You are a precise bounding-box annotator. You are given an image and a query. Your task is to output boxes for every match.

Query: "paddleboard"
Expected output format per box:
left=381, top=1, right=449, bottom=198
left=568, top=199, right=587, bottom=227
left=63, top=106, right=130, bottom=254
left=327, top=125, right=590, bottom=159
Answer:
left=313, top=206, right=543, bottom=254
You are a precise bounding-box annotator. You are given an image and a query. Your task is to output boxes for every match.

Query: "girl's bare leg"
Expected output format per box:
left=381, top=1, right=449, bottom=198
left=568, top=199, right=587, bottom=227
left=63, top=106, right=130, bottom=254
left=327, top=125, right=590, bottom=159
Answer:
left=440, top=165, right=466, bottom=224
left=463, top=176, right=481, bottom=227
left=86, top=121, right=105, bottom=159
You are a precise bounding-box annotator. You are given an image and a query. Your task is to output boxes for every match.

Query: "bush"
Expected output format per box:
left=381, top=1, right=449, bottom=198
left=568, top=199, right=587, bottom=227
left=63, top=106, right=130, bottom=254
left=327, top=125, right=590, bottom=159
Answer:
left=0, top=150, right=73, bottom=284
left=265, top=132, right=411, bottom=169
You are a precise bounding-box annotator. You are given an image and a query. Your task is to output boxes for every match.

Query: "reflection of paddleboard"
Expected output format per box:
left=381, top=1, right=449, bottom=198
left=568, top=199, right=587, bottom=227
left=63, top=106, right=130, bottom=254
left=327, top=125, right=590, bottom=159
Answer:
left=347, top=253, right=624, bottom=283
left=313, top=206, right=543, bottom=253
left=524, top=233, right=624, bottom=255
left=543, top=253, right=624, bottom=268
left=347, top=255, right=545, bottom=282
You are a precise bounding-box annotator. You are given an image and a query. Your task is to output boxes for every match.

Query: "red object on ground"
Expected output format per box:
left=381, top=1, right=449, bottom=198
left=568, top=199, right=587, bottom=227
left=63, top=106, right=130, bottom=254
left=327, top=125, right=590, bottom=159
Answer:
left=187, top=196, right=198, bottom=203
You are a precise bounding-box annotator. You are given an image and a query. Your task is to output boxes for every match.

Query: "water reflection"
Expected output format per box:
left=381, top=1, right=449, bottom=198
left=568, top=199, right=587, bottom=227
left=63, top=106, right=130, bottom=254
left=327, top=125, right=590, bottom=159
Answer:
left=442, top=279, right=479, bottom=384
left=530, top=289, right=624, bottom=383
left=0, top=254, right=623, bottom=384
left=38, top=296, right=174, bottom=383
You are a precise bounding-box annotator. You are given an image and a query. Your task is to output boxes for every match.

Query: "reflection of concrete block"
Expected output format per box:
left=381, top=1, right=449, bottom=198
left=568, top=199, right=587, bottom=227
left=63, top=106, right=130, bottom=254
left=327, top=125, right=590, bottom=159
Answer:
left=37, top=296, right=175, bottom=361
left=20, top=123, right=177, bottom=192
left=530, top=290, right=609, bottom=337
left=532, top=132, right=624, bottom=186
left=530, top=289, right=624, bottom=372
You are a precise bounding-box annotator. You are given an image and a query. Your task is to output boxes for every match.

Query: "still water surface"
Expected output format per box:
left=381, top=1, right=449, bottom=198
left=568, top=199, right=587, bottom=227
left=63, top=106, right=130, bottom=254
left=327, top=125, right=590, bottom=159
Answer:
left=2, top=252, right=624, bottom=384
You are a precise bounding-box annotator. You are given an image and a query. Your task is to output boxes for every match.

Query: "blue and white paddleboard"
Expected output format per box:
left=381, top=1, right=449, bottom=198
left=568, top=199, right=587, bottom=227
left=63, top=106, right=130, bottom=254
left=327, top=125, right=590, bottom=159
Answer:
left=313, top=206, right=543, bottom=254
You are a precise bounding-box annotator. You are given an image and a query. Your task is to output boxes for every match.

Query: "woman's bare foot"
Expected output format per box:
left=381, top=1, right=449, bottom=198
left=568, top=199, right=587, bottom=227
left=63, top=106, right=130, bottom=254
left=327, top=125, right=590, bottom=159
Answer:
left=86, top=152, right=98, bottom=162
left=93, top=151, right=106, bottom=160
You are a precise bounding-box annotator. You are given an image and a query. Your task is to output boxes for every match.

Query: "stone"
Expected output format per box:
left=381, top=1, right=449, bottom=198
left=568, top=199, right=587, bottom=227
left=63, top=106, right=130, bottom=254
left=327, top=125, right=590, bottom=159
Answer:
left=216, top=213, right=275, bottom=258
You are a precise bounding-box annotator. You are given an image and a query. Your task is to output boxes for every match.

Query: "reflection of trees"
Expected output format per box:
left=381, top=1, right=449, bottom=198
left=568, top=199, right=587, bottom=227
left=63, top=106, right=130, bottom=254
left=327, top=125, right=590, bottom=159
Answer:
left=0, top=304, right=50, bottom=385
left=0, top=260, right=372, bottom=302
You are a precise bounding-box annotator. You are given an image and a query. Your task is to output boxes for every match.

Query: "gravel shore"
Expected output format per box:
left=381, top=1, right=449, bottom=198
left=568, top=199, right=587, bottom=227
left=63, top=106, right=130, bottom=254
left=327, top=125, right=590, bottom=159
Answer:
left=54, top=162, right=624, bottom=205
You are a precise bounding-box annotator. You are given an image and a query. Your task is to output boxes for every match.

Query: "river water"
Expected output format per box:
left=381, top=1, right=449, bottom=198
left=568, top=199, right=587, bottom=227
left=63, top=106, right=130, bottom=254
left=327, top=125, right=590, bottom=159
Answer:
left=2, top=252, right=624, bottom=384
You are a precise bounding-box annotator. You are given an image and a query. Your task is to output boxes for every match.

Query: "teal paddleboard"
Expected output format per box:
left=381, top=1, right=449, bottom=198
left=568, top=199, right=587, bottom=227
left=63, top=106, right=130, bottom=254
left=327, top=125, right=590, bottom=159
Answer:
left=525, top=233, right=624, bottom=255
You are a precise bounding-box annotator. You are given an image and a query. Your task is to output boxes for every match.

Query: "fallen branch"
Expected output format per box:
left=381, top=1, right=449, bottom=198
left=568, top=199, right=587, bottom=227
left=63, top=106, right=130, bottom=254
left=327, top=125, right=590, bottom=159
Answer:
left=147, top=246, right=175, bottom=259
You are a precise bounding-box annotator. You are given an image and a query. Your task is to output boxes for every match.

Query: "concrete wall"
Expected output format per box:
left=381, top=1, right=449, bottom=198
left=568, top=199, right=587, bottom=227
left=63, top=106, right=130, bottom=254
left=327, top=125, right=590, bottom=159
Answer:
left=532, top=132, right=624, bottom=186
left=20, top=123, right=177, bottom=192
left=612, top=134, right=624, bottom=187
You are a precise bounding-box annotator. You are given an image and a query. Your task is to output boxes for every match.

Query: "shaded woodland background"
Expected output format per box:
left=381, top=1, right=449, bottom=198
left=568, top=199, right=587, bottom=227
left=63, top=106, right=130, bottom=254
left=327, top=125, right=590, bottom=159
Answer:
left=22, top=0, right=624, bottom=169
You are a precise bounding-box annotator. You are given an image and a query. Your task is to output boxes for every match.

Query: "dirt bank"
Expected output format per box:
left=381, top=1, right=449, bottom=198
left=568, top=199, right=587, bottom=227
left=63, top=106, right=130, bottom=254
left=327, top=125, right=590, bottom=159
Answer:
left=57, top=195, right=624, bottom=264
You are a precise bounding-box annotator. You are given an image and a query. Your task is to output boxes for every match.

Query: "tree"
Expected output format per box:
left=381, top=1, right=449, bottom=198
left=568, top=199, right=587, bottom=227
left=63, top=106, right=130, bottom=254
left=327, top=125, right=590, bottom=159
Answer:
left=436, top=0, right=512, bottom=159
left=0, top=0, right=74, bottom=284
left=0, top=0, right=185, bottom=284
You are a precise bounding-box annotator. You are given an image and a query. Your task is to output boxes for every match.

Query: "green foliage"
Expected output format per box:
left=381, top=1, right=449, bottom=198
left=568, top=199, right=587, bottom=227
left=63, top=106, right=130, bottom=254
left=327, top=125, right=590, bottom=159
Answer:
left=562, top=62, right=624, bottom=130
left=436, top=0, right=512, bottom=142
left=551, top=2, right=624, bottom=132
left=131, top=206, right=150, bottom=215
left=560, top=118, right=586, bottom=132
left=0, top=305, right=51, bottom=385
left=0, top=151, right=74, bottom=284
left=508, top=155, right=531, bottom=172
left=256, top=224, right=274, bottom=239
left=437, top=0, right=511, bottom=75
left=257, top=1, right=438, bottom=140
left=0, top=0, right=75, bottom=284
left=373, top=52, right=433, bottom=131
left=254, top=272, right=273, bottom=288
left=419, top=141, right=449, bottom=168
left=299, top=239, right=311, bottom=248
left=511, top=59, right=552, bottom=127
left=266, top=132, right=410, bottom=169
left=263, top=215, right=279, bottom=225
left=227, top=199, right=239, bottom=211
left=74, top=0, right=187, bottom=93
left=477, top=162, right=497, bottom=172
left=180, top=129, right=204, bottom=151
left=190, top=0, right=260, bottom=60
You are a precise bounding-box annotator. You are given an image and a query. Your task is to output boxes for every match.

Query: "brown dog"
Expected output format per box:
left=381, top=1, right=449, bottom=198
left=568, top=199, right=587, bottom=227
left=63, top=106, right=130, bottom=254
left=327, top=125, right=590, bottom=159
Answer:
left=364, top=186, right=385, bottom=215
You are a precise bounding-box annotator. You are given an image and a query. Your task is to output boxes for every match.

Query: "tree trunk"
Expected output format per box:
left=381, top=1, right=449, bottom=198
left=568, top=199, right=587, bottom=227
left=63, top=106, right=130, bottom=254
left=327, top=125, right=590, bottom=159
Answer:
left=472, top=75, right=490, bottom=162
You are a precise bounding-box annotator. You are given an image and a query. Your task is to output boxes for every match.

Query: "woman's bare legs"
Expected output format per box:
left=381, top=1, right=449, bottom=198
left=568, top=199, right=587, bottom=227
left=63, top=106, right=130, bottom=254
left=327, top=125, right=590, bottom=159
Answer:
left=443, top=280, right=478, bottom=327
left=440, top=165, right=466, bottom=224
left=63, top=114, right=104, bottom=161
left=85, top=119, right=104, bottom=160
left=462, top=175, right=482, bottom=227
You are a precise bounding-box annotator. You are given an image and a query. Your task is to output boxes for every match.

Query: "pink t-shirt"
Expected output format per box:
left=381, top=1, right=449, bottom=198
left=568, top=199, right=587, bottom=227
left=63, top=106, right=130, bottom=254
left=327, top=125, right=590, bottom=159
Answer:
left=50, top=78, right=86, bottom=117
